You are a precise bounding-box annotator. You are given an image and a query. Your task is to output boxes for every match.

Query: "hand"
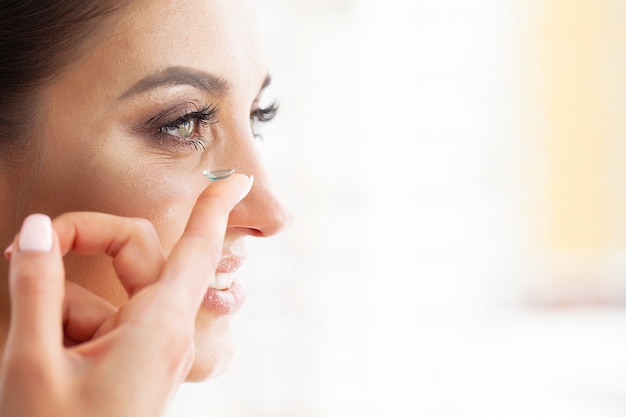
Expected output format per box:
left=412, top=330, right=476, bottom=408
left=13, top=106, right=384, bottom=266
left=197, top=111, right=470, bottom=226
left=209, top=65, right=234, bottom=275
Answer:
left=0, top=174, right=252, bottom=417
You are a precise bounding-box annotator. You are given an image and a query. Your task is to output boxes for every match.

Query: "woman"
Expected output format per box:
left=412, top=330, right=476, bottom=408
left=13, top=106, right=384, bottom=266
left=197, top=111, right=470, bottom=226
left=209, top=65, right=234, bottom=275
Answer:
left=0, top=0, right=291, bottom=415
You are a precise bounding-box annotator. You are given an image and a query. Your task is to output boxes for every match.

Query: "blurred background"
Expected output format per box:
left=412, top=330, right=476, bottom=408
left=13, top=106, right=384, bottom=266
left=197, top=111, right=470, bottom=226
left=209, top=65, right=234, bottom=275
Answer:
left=168, top=0, right=626, bottom=416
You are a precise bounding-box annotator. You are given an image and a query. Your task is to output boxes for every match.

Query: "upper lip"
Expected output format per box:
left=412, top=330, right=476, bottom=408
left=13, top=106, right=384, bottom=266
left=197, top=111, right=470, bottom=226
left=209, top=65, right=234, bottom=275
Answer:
left=216, top=254, right=245, bottom=274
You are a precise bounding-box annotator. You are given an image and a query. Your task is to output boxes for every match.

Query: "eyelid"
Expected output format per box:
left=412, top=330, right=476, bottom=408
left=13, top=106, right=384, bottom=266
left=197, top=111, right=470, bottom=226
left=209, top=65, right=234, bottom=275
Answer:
left=132, top=102, right=220, bottom=153
left=160, top=107, right=218, bottom=132
left=146, top=102, right=219, bottom=130
left=251, top=101, right=279, bottom=122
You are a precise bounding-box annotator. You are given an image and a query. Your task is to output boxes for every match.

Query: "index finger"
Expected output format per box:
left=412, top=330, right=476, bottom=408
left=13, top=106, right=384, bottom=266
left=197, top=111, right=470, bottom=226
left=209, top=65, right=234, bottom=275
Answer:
left=158, top=173, right=252, bottom=311
left=52, top=212, right=166, bottom=296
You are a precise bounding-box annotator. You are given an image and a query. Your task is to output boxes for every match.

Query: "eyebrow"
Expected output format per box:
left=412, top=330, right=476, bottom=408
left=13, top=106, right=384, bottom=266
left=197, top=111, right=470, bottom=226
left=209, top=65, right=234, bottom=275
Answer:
left=261, top=74, right=271, bottom=90
left=119, top=66, right=231, bottom=99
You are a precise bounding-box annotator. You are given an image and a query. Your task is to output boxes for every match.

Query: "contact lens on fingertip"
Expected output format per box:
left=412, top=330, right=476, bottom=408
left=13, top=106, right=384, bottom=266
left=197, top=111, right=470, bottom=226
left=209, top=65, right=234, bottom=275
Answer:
left=202, top=168, right=236, bottom=181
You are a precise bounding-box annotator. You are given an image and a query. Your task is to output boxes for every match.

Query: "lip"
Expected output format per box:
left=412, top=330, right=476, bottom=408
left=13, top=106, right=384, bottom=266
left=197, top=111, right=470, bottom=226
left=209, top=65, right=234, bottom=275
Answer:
left=201, top=255, right=247, bottom=315
left=216, top=255, right=245, bottom=274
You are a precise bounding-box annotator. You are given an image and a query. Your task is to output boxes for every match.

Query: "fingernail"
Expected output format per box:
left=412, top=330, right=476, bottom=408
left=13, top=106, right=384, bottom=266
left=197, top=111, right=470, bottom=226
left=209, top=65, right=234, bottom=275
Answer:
left=3, top=244, right=12, bottom=260
left=236, top=175, right=254, bottom=204
left=18, top=214, right=53, bottom=253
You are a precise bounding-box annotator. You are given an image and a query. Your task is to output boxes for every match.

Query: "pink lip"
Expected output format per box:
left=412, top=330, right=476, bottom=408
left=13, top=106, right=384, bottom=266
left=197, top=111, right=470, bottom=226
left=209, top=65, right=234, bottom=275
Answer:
left=201, top=255, right=247, bottom=315
left=216, top=255, right=245, bottom=274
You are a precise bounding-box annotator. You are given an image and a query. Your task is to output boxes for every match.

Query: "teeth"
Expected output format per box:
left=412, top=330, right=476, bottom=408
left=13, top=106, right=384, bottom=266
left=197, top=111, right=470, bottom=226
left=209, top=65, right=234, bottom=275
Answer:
left=207, top=274, right=216, bottom=289
left=209, top=273, right=233, bottom=290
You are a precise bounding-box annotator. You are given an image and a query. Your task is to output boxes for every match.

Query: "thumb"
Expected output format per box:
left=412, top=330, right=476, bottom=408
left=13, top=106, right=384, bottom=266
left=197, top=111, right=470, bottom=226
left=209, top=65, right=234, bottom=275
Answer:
left=5, top=214, right=65, bottom=356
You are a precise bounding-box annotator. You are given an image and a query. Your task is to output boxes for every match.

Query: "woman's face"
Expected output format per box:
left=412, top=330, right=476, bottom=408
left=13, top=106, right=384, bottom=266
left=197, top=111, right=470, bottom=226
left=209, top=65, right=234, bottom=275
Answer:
left=11, top=0, right=290, bottom=381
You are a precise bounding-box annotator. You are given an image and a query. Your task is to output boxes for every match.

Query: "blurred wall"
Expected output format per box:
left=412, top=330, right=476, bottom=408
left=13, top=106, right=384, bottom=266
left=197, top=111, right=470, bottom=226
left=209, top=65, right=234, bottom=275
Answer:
left=523, top=0, right=626, bottom=305
left=168, top=1, right=626, bottom=416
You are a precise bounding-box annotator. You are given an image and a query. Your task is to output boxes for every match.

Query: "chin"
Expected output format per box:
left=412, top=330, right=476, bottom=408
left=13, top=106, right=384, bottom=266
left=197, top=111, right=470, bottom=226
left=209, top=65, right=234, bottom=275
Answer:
left=186, top=313, right=234, bottom=382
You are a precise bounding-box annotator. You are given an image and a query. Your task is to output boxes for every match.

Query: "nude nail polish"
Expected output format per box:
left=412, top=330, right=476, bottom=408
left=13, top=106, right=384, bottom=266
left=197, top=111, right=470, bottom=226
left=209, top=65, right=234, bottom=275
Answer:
left=236, top=175, right=254, bottom=204
left=18, top=214, right=53, bottom=253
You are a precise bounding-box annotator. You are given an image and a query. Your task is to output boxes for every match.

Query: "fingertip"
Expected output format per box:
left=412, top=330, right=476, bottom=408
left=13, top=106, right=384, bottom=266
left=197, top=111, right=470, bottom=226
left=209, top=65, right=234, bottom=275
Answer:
left=236, top=175, right=254, bottom=204
left=200, top=172, right=252, bottom=207
left=162, top=172, right=253, bottom=305
left=6, top=217, right=64, bottom=352
left=18, top=214, right=53, bottom=253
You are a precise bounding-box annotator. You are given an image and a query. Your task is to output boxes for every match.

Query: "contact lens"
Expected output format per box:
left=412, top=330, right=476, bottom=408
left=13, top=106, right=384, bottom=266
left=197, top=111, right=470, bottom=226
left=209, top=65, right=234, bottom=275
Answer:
left=202, top=168, right=236, bottom=180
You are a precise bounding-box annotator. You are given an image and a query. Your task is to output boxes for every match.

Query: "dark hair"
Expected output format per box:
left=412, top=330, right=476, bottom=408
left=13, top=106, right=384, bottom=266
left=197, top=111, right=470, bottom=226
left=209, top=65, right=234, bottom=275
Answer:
left=0, top=0, right=128, bottom=147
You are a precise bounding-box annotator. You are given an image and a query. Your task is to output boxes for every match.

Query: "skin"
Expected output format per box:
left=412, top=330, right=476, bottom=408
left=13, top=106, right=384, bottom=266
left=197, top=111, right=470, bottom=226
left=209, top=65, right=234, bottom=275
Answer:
left=0, top=178, right=253, bottom=416
left=0, top=0, right=291, bottom=382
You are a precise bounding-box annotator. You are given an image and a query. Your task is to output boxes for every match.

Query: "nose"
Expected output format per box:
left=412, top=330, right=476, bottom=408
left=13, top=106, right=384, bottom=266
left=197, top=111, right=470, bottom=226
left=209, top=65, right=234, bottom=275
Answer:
left=228, top=167, right=293, bottom=238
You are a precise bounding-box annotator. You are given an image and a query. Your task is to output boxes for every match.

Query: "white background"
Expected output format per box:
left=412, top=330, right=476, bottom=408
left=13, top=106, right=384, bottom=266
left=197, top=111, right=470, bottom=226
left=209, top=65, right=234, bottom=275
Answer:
left=168, top=1, right=626, bottom=416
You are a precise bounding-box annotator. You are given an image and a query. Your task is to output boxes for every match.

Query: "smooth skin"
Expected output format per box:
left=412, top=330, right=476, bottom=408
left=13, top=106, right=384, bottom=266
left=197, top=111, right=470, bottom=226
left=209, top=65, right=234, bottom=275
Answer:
left=0, top=174, right=251, bottom=417
left=0, top=0, right=291, bottom=383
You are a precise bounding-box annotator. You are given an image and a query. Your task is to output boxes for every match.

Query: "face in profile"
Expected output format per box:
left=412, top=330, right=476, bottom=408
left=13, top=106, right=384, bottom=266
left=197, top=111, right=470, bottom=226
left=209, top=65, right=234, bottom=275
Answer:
left=12, top=0, right=291, bottom=381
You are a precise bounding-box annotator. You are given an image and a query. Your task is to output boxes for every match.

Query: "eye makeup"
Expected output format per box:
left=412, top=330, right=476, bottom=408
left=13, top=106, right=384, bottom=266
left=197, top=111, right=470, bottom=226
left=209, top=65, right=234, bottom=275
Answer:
left=250, top=101, right=279, bottom=140
left=251, top=101, right=279, bottom=123
left=130, top=87, right=279, bottom=153
left=140, top=102, right=220, bottom=152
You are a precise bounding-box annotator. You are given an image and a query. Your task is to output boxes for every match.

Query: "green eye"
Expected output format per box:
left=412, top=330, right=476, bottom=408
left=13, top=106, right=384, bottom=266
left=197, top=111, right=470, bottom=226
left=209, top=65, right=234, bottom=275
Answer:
left=160, top=119, right=196, bottom=138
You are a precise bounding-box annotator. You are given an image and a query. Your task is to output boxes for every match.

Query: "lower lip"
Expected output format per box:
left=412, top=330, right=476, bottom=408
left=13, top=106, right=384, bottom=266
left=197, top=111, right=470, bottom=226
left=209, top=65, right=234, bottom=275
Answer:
left=201, top=281, right=246, bottom=315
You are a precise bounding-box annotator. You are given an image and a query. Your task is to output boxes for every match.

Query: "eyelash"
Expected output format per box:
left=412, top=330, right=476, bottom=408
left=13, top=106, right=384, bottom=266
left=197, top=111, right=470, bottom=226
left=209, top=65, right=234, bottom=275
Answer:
left=252, top=102, right=279, bottom=122
left=250, top=102, right=279, bottom=140
left=154, top=101, right=279, bottom=151
left=156, top=104, right=219, bottom=151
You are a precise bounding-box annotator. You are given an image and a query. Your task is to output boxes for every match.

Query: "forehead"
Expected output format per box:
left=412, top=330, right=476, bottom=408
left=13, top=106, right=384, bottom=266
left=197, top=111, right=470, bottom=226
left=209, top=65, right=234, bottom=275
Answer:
left=81, top=0, right=266, bottom=97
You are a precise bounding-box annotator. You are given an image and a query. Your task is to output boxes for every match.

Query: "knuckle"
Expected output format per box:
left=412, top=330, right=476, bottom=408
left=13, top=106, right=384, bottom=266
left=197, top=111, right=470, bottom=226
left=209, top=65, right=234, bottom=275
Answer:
left=2, top=348, right=51, bottom=385
left=197, top=192, right=232, bottom=213
left=158, top=309, right=193, bottom=345
left=130, top=217, right=158, bottom=238
left=11, top=267, right=55, bottom=299
left=181, top=235, right=220, bottom=256
left=127, top=218, right=161, bottom=252
left=160, top=320, right=195, bottom=365
left=52, top=211, right=75, bottom=226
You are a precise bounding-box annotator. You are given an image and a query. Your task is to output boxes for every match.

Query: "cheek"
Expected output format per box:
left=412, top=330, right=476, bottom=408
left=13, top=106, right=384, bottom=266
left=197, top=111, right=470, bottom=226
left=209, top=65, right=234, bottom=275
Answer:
left=34, top=138, right=200, bottom=253
left=146, top=178, right=199, bottom=253
left=81, top=171, right=199, bottom=253
left=114, top=177, right=198, bottom=253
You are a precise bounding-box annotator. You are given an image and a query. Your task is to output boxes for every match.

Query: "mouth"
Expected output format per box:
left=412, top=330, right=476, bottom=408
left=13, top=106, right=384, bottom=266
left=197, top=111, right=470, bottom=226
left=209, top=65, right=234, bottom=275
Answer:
left=207, top=255, right=244, bottom=290
left=201, top=255, right=247, bottom=315
left=208, top=273, right=235, bottom=290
